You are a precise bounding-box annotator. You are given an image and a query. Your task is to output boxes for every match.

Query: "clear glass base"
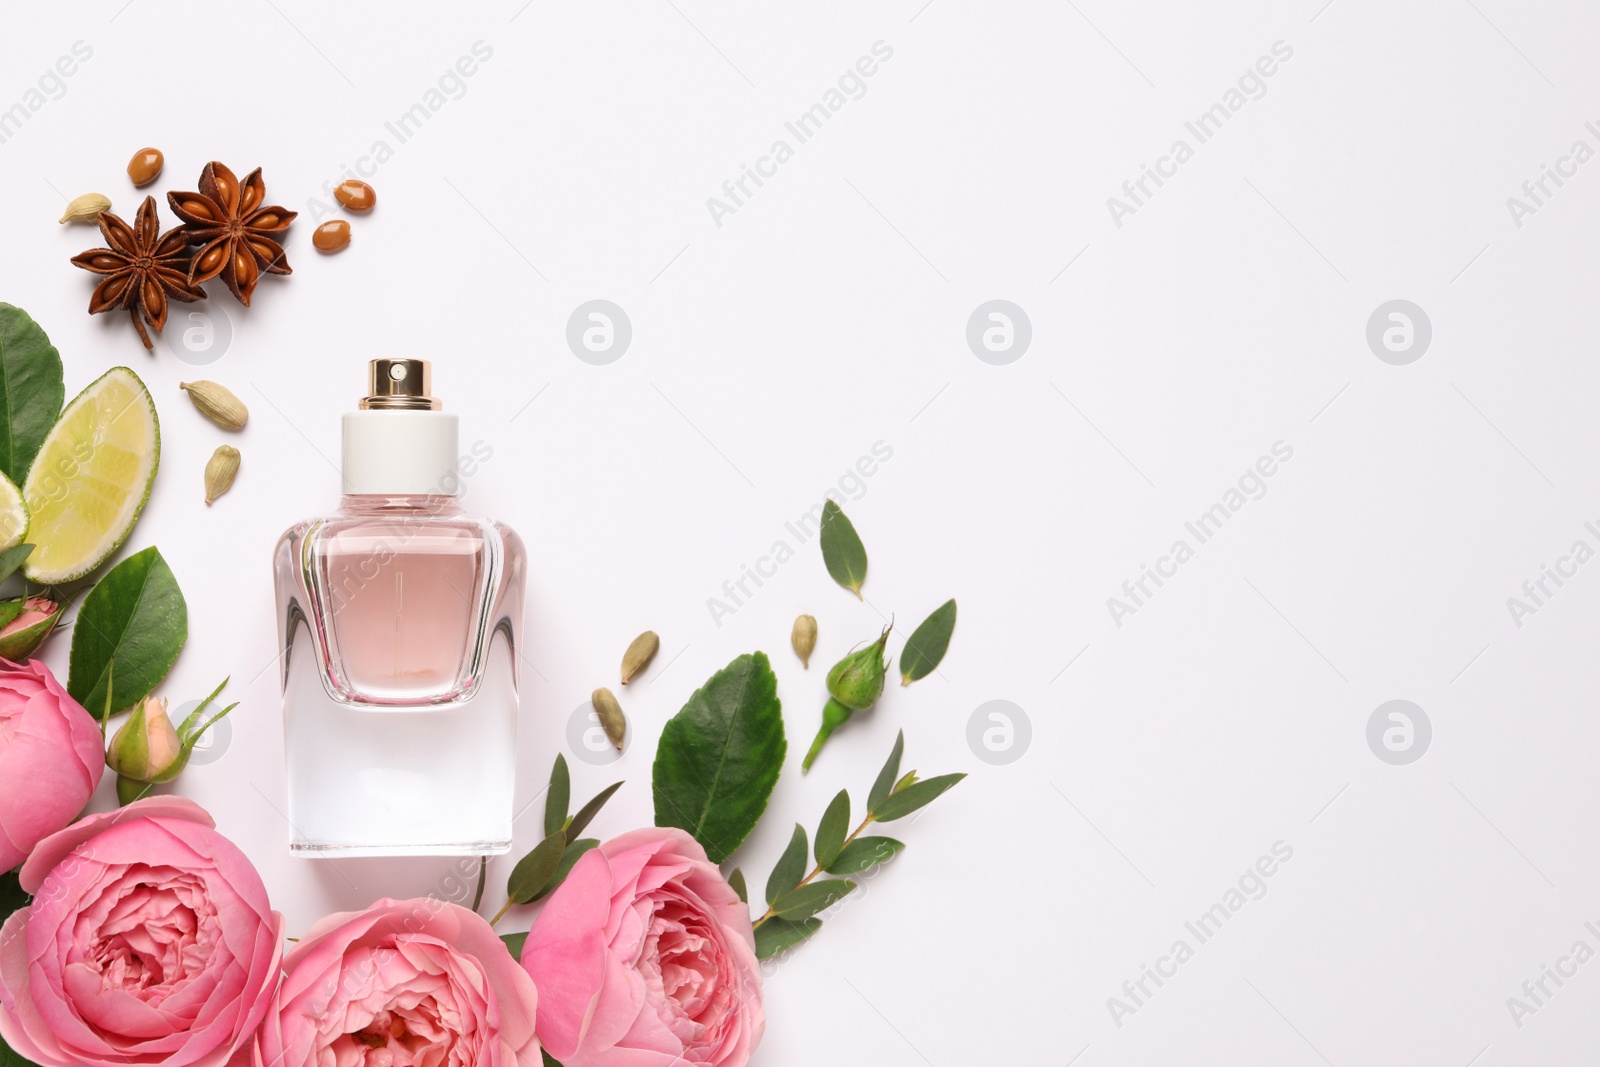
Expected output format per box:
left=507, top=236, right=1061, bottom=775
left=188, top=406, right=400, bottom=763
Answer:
left=289, top=840, right=512, bottom=858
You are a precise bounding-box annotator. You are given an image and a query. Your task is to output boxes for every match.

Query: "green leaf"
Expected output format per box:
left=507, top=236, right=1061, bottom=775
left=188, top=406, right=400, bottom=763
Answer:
left=541, top=1050, right=565, bottom=1067
left=819, top=499, right=868, bottom=598
left=506, top=830, right=566, bottom=904
left=765, top=824, right=808, bottom=906
left=772, top=878, right=855, bottom=920
left=899, top=598, right=956, bottom=684
left=499, top=931, right=527, bottom=958
left=0, top=544, right=32, bottom=586
left=545, top=754, right=570, bottom=839
left=827, top=836, right=904, bottom=875
left=67, top=547, right=186, bottom=713
left=566, top=781, right=622, bottom=840
left=1, top=1031, right=41, bottom=1067
left=868, top=731, right=904, bottom=814
left=0, top=867, right=27, bottom=923
left=0, top=305, right=65, bottom=486
left=873, top=772, right=966, bottom=823
left=815, top=790, right=850, bottom=868
left=652, top=652, right=786, bottom=864
left=531, top=837, right=599, bottom=903
left=754, top=916, right=822, bottom=960
left=728, top=866, right=747, bottom=904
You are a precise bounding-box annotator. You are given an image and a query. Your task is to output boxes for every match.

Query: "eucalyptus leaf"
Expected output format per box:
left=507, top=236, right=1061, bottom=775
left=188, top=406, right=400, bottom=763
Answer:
left=873, top=772, right=966, bottom=823
left=566, top=781, right=622, bottom=840
left=545, top=754, right=571, bottom=839
left=0, top=544, right=32, bottom=586
left=652, top=652, right=786, bottom=864
left=814, top=790, right=850, bottom=869
left=772, top=878, right=856, bottom=921
left=899, top=598, right=956, bottom=684
left=0, top=305, right=65, bottom=486
left=531, top=838, right=598, bottom=904
left=728, top=866, right=747, bottom=904
left=819, top=499, right=868, bottom=598
left=765, top=824, right=808, bottom=907
left=506, top=830, right=566, bottom=905
left=499, top=931, right=527, bottom=958
left=868, top=731, right=905, bottom=814
left=754, top=916, right=822, bottom=960
left=827, top=836, right=904, bottom=875
left=67, top=547, right=187, bottom=714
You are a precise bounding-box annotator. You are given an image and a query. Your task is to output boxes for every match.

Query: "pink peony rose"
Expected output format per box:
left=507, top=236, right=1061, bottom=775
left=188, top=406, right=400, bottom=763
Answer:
left=521, top=827, right=764, bottom=1067
left=255, top=897, right=539, bottom=1067
left=0, top=657, right=103, bottom=871
left=0, top=796, right=283, bottom=1067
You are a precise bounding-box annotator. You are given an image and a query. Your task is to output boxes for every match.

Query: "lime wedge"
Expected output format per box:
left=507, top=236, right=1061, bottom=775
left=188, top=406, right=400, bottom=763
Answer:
left=0, top=472, right=27, bottom=553
left=22, top=367, right=159, bottom=584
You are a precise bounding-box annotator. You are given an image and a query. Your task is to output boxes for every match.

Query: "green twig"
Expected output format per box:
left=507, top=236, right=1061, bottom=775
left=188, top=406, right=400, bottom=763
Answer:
left=472, top=856, right=487, bottom=913
left=751, top=811, right=874, bottom=929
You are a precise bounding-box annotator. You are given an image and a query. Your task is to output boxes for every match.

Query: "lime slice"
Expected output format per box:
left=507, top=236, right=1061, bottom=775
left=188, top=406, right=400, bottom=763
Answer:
left=0, top=472, right=28, bottom=553
left=22, top=367, right=159, bottom=584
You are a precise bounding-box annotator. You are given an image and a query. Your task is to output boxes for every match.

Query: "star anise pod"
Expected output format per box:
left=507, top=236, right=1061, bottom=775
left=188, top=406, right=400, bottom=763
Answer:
left=167, top=161, right=296, bottom=306
left=70, top=195, right=206, bottom=350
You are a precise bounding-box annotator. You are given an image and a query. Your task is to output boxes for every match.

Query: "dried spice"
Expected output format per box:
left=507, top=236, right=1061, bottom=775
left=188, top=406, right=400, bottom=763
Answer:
left=791, top=614, right=817, bottom=668
left=59, top=193, right=110, bottom=224
left=179, top=381, right=248, bottom=430
left=620, top=631, right=659, bottom=684
left=334, top=179, right=376, bottom=212
left=204, top=445, right=239, bottom=504
left=167, top=162, right=296, bottom=306
left=70, top=196, right=205, bottom=349
left=592, top=687, right=626, bottom=749
left=127, top=147, right=163, bottom=187
left=312, top=220, right=350, bottom=253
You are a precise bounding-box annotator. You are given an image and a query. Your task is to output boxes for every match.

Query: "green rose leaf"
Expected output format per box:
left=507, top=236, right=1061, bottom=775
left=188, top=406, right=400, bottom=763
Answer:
left=899, top=598, right=956, bottom=685
left=814, top=790, right=850, bottom=869
left=0, top=867, right=27, bottom=923
left=565, top=781, right=622, bottom=840
left=0, top=305, right=65, bottom=485
left=499, top=931, right=527, bottom=958
left=532, top=837, right=599, bottom=904
left=0, top=544, right=33, bottom=586
left=754, top=916, right=822, bottom=960
left=507, top=829, right=566, bottom=905
left=765, top=824, right=808, bottom=907
left=67, top=546, right=187, bottom=714
left=545, top=754, right=570, bottom=839
left=873, top=772, right=966, bottom=823
left=826, top=836, right=904, bottom=875
left=653, top=652, right=786, bottom=864
left=728, top=866, right=747, bottom=904
left=541, top=1050, right=565, bottom=1067
left=772, top=878, right=855, bottom=921
left=868, top=731, right=905, bottom=814
left=819, top=500, right=868, bottom=598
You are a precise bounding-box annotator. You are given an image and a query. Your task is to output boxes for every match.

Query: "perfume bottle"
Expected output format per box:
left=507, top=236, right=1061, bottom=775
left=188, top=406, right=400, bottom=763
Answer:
left=273, top=359, right=524, bottom=856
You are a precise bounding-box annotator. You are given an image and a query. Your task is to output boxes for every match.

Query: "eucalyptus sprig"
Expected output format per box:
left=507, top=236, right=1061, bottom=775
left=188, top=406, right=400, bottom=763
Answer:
left=751, top=730, right=964, bottom=959
left=490, top=754, right=621, bottom=928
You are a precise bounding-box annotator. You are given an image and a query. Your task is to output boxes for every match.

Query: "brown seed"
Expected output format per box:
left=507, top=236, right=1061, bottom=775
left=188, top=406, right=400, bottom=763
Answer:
left=313, top=220, right=351, bottom=253
left=592, top=687, right=626, bottom=750
left=334, top=179, right=377, bottom=213
left=127, top=147, right=164, bottom=187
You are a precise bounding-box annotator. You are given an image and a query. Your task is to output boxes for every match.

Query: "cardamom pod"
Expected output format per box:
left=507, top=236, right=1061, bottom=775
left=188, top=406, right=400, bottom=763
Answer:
left=791, top=614, right=817, bottom=668
left=59, top=193, right=111, bottom=224
left=205, top=445, right=240, bottom=505
left=592, top=687, right=626, bottom=750
left=620, top=630, right=659, bottom=684
left=180, top=380, right=248, bottom=430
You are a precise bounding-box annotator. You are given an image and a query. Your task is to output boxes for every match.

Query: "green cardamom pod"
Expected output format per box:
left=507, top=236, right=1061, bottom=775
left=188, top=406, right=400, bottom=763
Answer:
left=791, top=614, right=817, bottom=668
left=620, top=630, right=659, bottom=685
left=592, top=686, right=626, bottom=750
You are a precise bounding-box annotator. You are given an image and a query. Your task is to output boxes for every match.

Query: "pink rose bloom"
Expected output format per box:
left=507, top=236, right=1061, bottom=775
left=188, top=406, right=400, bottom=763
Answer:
left=0, top=657, right=103, bottom=871
left=254, top=897, right=539, bottom=1067
left=0, top=796, right=283, bottom=1067
left=521, top=827, right=764, bottom=1067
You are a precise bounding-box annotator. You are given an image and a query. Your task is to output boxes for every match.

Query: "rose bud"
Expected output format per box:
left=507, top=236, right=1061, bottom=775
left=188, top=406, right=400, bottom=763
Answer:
left=804, top=624, right=891, bottom=772
left=105, top=680, right=237, bottom=804
left=0, top=595, right=63, bottom=660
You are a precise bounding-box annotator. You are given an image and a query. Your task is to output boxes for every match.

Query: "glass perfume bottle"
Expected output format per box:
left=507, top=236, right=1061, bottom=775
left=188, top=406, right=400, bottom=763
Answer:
left=273, top=359, right=524, bottom=856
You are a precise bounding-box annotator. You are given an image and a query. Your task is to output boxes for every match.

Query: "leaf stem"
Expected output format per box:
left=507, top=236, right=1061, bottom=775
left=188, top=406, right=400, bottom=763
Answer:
left=751, top=811, right=874, bottom=929
left=488, top=898, right=512, bottom=928
left=472, top=855, right=487, bottom=913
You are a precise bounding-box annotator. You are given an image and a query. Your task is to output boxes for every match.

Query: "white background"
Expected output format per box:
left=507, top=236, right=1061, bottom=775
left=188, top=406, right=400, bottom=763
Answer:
left=4, top=1, right=1599, bottom=1063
